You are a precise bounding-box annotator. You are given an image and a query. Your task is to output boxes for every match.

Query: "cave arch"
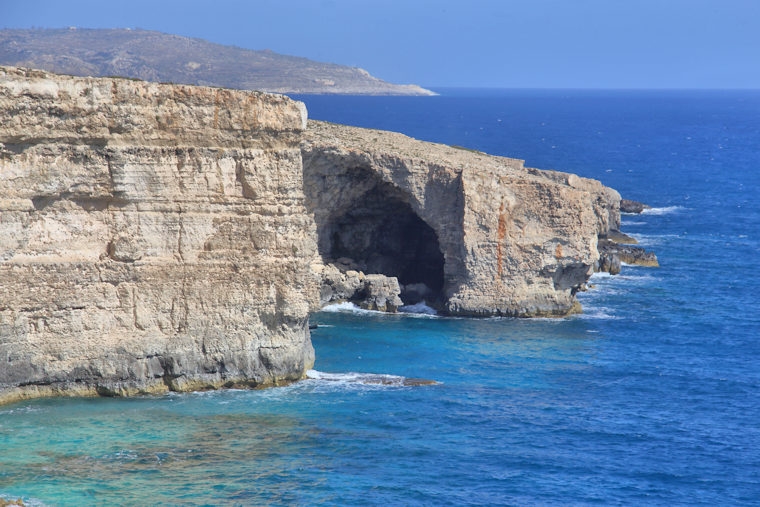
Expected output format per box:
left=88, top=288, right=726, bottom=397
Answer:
left=322, top=181, right=446, bottom=307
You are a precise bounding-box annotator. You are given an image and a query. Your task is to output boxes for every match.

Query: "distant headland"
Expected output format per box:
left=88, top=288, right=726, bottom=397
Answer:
left=0, top=28, right=436, bottom=96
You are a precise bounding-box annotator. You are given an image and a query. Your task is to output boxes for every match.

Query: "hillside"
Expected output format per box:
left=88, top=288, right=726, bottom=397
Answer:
left=0, top=28, right=435, bottom=95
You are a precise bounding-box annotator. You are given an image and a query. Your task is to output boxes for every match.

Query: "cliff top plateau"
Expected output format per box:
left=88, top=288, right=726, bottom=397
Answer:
left=0, top=28, right=435, bottom=96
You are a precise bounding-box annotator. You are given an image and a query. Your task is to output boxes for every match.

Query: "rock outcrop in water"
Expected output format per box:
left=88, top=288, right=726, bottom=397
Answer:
left=620, top=198, right=651, bottom=214
left=1, top=67, right=631, bottom=402
left=596, top=230, right=659, bottom=274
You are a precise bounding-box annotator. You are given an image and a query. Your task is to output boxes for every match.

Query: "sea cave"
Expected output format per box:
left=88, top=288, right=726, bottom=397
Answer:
left=307, top=165, right=447, bottom=309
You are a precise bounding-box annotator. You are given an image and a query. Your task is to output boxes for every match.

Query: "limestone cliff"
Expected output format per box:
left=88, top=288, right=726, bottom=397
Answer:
left=302, top=121, right=620, bottom=317
left=1, top=66, right=625, bottom=402
left=0, top=66, right=317, bottom=404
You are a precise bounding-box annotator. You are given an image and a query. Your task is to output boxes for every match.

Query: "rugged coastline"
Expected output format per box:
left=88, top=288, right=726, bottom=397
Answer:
left=0, top=67, right=654, bottom=403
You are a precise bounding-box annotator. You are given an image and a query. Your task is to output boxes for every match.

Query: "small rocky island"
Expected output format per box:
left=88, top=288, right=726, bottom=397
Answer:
left=0, top=67, right=655, bottom=404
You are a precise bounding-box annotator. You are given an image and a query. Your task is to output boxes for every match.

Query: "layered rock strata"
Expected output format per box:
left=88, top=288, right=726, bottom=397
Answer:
left=0, top=67, right=317, bottom=404
left=2, top=66, right=635, bottom=402
left=302, top=121, right=621, bottom=317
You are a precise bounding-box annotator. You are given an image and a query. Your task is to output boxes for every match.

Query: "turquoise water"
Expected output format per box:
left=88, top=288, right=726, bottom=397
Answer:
left=2, top=314, right=605, bottom=505
left=2, top=91, right=760, bottom=505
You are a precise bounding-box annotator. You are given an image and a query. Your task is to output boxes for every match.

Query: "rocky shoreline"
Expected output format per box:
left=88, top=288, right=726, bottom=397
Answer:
left=315, top=216, right=661, bottom=312
left=0, top=66, right=654, bottom=403
left=596, top=225, right=659, bottom=276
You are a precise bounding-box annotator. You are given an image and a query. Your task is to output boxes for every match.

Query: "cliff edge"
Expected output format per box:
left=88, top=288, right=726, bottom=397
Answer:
left=0, top=66, right=317, bottom=404
left=1, top=67, right=625, bottom=403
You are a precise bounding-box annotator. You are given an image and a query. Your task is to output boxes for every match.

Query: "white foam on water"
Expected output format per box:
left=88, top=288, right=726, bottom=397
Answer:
left=619, top=262, right=657, bottom=272
left=0, top=404, right=43, bottom=416
left=305, top=370, right=436, bottom=389
left=307, top=369, right=405, bottom=386
left=641, top=205, right=686, bottom=216
left=590, top=267, right=658, bottom=286
left=398, top=301, right=439, bottom=316
left=574, top=306, right=620, bottom=320
left=629, top=233, right=680, bottom=247
left=320, top=301, right=439, bottom=318
left=583, top=286, right=623, bottom=297
left=580, top=263, right=662, bottom=319
left=188, top=388, right=246, bottom=399
left=319, top=302, right=384, bottom=315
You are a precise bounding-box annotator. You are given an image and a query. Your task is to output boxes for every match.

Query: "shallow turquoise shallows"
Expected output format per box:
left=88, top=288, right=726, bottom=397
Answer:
left=2, top=90, right=759, bottom=506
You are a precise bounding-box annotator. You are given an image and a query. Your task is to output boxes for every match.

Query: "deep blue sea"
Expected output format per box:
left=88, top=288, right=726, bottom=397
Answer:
left=2, top=90, right=760, bottom=506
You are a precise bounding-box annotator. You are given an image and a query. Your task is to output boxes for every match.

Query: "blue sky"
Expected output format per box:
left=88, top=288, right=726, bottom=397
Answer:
left=3, top=0, right=759, bottom=89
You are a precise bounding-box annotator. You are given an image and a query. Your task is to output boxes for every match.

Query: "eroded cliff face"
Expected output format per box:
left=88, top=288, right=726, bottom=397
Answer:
left=1, top=66, right=624, bottom=402
left=0, top=67, right=317, bottom=404
left=302, top=121, right=620, bottom=317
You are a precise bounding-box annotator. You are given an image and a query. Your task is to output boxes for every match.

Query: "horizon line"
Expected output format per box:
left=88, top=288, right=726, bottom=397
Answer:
left=424, top=86, right=760, bottom=92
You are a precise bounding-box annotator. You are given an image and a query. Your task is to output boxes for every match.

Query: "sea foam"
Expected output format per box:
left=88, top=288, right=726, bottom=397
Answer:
left=398, top=301, right=439, bottom=316
left=306, top=370, right=436, bottom=388
left=641, top=205, right=686, bottom=216
left=320, top=302, right=384, bottom=315
left=320, top=301, right=439, bottom=318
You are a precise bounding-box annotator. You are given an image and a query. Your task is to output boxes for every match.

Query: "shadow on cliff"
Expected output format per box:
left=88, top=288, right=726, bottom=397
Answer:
left=302, top=158, right=456, bottom=311
left=327, top=179, right=445, bottom=304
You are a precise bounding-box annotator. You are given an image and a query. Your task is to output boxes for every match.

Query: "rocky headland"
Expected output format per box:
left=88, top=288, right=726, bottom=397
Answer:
left=0, top=67, right=654, bottom=403
left=0, top=28, right=436, bottom=96
left=302, top=120, right=627, bottom=316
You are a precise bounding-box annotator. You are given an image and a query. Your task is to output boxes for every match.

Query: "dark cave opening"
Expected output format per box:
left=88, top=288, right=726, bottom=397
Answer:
left=326, top=183, right=446, bottom=307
